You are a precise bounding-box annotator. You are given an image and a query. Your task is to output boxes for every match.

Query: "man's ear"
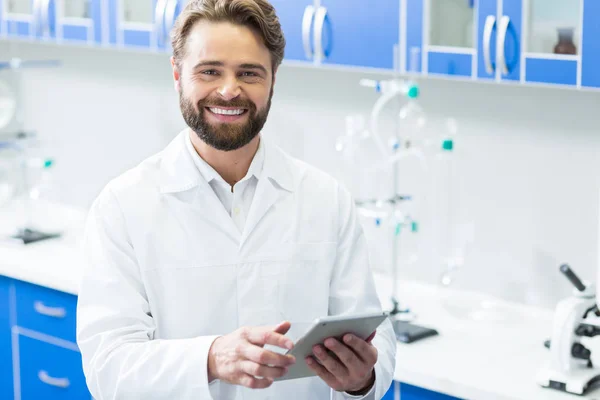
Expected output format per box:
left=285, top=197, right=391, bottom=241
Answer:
left=171, top=56, right=181, bottom=92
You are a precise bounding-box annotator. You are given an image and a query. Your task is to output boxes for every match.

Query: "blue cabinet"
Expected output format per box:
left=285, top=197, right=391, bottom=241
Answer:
left=108, top=0, right=159, bottom=48
left=405, top=0, right=599, bottom=88
left=400, top=382, right=463, bottom=399
left=272, top=0, right=400, bottom=70
left=14, top=279, right=78, bottom=343
left=0, top=276, right=14, bottom=400
left=19, top=334, right=89, bottom=399
left=0, top=276, right=91, bottom=400
left=581, top=0, right=600, bottom=88
left=57, top=0, right=103, bottom=44
left=476, top=0, right=522, bottom=82
left=270, top=0, right=315, bottom=62
left=318, top=0, right=400, bottom=70
left=405, top=0, right=477, bottom=77
left=3, top=0, right=55, bottom=39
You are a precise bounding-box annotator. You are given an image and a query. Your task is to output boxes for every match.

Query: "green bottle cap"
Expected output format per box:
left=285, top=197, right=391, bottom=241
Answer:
left=442, top=139, right=454, bottom=151
left=395, top=223, right=402, bottom=236
left=44, top=159, right=54, bottom=168
left=407, top=84, right=419, bottom=99
left=411, top=221, right=419, bottom=233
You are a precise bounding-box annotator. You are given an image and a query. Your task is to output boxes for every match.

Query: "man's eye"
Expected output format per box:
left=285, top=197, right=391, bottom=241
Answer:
left=241, top=71, right=257, bottom=77
left=202, top=70, right=218, bottom=76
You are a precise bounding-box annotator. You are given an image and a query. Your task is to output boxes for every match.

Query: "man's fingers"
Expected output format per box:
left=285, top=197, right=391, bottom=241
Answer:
left=366, top=331, right=376, bottom=343
left=343, top=334, right=378, bottom=366
left=306, top=356, right=341, bottom=391
left=246, top=327, right=294, bottom=350
left=273, top=321, right=292, bottom=335
left=323, top=338, right=361, bottom=369
left=243, top=344, right=296, bottom=367
left=240, top=360, right=289, bottom=380
left=312, top=344, right=349, bottom=380
left=239, top=374, right=274, bottom=389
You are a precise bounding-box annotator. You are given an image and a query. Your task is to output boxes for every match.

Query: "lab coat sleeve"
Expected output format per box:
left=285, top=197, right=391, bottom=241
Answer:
left=76, top=186, right=221, bottom=400
left=328, top=184, right=397, bottom=400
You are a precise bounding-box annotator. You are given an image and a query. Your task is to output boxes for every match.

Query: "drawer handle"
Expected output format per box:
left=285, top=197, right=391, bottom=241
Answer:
left=38, top=370, right=70, bottom=388
left=34, top=301, right=67, bottom=318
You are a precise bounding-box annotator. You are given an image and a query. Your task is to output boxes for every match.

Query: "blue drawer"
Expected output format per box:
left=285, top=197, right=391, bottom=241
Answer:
left=14, top=280, right=77, bottom=343
left=18, top=334, right=90, bottom=399
left=400, top=382, right=462, bottom=399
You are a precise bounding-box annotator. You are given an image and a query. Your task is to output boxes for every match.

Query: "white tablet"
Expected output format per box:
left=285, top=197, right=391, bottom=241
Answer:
left=275, top=311, right=388, bottom=381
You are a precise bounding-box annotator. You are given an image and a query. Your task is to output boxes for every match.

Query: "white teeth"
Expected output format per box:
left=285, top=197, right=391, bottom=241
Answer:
left=209, top=107, right=245, bottom=116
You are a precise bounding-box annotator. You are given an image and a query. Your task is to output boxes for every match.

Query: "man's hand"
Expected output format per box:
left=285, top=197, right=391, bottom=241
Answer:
left=306, top=331, right=377, bottom=394
left=208, top=321, right=296, bottom=389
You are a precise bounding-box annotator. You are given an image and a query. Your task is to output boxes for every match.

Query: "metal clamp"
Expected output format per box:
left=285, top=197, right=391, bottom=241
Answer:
left=34, top=301, right=66, bottom=318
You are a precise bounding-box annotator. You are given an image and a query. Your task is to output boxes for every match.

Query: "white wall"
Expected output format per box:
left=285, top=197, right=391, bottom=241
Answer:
left=2, top=40, right=600, bottom=310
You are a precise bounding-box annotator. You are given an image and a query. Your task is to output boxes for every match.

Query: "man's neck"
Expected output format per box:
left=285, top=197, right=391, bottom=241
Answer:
left=189, top=129, right=260, bottom=188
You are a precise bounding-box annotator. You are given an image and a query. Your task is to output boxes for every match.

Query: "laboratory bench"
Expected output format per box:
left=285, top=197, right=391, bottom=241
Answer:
left=1, top=204, right=599, bottom=400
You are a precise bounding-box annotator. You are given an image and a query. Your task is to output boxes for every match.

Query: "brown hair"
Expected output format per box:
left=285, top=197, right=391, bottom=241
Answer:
left=171, top=0, right=285, bottom=72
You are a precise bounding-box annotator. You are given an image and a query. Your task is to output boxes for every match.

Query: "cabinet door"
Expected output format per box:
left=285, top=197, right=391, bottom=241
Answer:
left=269, top=0, right=315, bottom=63
left=159, top=0, right=184, bottom=51
left=497, top=0, right=523, bottom=82
left=408, top=0, right=477, bottom=78
left=523, top=0, right=581, bottom=86
left=476, top=0, right=498, bottom=80
left=4, top=0, right=38, bottom=37
left=400, top=382, right=463, bottom=399
left=581, top=0, right=600, bottom=88
left=19, top=334, right=90, bottom=399
left=14, top=280, right=78, bottom=343
left=477, top=0, right=523, bottom=82
left=109, top=0, right=161, bottom=48
left=58, top=0, right=103, bottom=44
left=0, top=277, right=14, bottom=400
left=0, top=0, right=4, bottom=36
left=319, top=0, right=400, bottom=70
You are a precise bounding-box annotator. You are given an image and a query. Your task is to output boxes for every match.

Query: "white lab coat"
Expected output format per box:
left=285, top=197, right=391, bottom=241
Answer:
left=76, top=130, right=396, bottom=400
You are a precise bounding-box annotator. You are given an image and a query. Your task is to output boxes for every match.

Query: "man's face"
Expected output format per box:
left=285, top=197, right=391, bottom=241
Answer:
left=172, top=20, right=275, bottom=151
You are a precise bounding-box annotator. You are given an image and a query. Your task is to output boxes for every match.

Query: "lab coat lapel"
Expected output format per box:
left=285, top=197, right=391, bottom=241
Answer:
left=241, top=176, right=281, bottom=244
left=159, top=130, right=241, bottom=244
left=240, top=139, right=294, bottom=244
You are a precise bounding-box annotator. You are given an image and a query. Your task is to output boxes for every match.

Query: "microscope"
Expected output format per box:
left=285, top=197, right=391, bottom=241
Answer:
left=537, top=264, right=600, bottom=395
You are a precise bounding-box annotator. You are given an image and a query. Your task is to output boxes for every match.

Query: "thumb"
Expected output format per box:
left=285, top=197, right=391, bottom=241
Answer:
left=273, top=320, right=292, bottom=335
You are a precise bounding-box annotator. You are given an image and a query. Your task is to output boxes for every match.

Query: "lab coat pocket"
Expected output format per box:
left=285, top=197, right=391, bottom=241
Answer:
left=277, top=242, right=336, bottom=327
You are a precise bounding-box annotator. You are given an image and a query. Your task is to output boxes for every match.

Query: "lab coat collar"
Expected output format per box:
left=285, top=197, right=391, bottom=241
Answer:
left=159, top=129, right=294, bottom=194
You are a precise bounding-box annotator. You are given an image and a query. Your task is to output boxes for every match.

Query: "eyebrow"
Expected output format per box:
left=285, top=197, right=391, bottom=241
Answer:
left=239, top=63, right=268, bottom=75
left=192, top=60, right=268, bottom=75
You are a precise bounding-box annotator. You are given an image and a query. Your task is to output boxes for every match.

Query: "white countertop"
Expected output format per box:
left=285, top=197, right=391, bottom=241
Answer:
left=1, top=202, right=599, bottom=399
left=373, top=275, right=600, bottom=400
left=0, top=200, right=86, bottom=295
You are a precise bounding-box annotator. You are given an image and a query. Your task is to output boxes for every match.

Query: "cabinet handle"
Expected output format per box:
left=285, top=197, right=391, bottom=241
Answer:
left=154, top=0, right=168, bottom=45
left=313, top=6, right=329, bottom=63
left=496, top=15, right=510, bottom=76
left=482, top=15, right=497, bottom=75
left=38, top=370, right=70, bottom=389
left=302, top=5, right=315, bottom=60
left=34, top=301, right=66, bottom=318
left=32, top=0, right=42, bottom=33
left=164, top=0, right=179, bottom=45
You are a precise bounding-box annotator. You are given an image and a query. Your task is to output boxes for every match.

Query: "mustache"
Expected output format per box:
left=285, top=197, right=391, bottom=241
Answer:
left=197, top=97, right=256, bottom=111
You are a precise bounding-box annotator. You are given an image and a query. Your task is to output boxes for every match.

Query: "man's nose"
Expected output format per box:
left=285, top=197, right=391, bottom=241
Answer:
left=217, top=76, right=242, bottom=101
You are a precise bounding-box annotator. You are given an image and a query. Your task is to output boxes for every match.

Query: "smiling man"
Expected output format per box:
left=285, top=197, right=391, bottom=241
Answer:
left=76, top=1, right=396, bottom=399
